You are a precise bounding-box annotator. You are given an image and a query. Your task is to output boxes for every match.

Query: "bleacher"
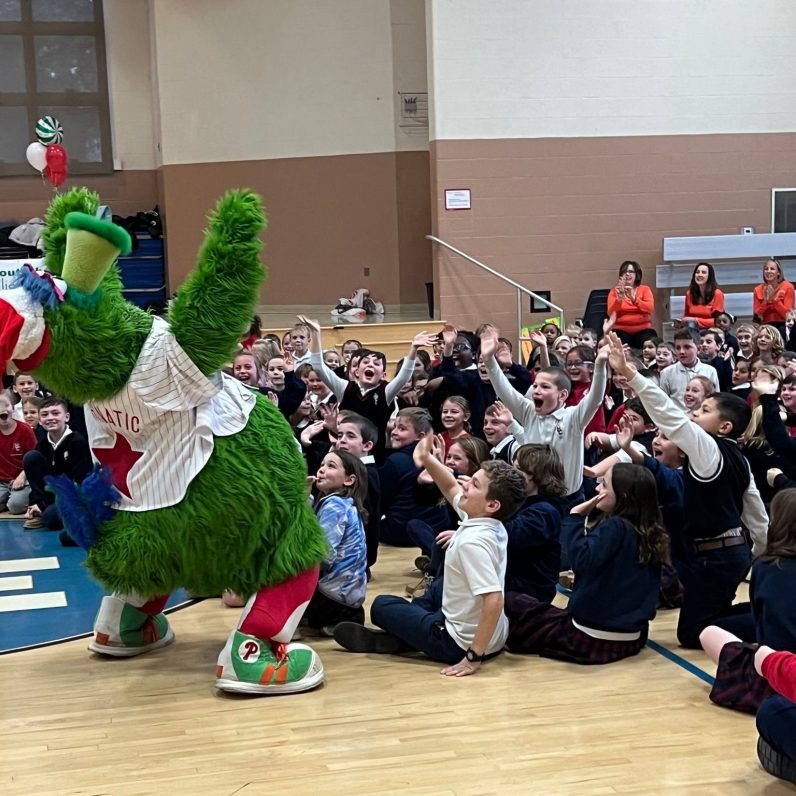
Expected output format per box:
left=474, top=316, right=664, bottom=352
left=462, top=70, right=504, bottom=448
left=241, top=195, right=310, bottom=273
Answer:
left=657, top=232, right=796, bottom=323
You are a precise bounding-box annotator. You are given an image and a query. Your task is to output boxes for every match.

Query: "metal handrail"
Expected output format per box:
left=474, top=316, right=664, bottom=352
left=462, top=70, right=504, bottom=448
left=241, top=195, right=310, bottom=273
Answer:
left=426, top=234, right=564, bottom=343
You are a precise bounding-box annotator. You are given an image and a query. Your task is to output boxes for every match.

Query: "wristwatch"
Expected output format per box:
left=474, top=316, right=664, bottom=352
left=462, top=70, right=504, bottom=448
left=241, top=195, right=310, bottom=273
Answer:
left=465, top=647, right=484, bottom=663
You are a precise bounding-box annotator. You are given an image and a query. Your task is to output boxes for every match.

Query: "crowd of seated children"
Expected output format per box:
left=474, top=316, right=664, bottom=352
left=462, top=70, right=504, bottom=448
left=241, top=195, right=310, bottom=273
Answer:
left=225, top=307, right=796, bottom=783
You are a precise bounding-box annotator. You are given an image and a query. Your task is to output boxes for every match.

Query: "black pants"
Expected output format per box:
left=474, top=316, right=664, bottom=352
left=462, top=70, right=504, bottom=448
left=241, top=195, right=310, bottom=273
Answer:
left=303, top=588, right=364, bottom=629
left=22, top=450, right=63, bottom=530
left=677, top=544, right=752, bottom=648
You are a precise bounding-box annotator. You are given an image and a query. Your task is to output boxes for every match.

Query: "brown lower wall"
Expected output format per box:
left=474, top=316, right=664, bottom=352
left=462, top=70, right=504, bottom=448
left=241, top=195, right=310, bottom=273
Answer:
left=0, top=171, right=158, bottom=230
left=430, top=133, right=796, bottom=342
left=159, top=150, right=431, bottom=306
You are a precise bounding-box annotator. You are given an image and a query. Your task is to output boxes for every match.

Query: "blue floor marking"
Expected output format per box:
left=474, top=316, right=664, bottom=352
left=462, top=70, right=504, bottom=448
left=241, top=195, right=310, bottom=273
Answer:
left=646, top=638, right=716, bottom=686
left=0, top=520, right=191, bottom=654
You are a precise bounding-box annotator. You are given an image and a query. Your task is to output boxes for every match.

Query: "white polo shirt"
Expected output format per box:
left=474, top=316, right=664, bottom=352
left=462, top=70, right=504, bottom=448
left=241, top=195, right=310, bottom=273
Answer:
left=442, top=493, right=509, bottom=654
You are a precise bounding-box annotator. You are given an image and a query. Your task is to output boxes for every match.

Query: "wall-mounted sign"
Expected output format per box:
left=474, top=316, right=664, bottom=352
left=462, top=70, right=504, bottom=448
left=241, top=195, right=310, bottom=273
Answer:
left=445, top=188, right=471, bottom=211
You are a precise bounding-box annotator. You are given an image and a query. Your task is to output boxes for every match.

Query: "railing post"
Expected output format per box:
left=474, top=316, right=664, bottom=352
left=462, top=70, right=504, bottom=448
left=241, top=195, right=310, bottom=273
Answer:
left=516, top=288, right=522, bottom=350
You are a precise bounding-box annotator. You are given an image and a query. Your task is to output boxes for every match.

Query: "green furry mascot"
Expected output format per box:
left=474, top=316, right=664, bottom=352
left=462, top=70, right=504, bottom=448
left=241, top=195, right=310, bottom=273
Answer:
left=0, top=188, right=328, bottom=695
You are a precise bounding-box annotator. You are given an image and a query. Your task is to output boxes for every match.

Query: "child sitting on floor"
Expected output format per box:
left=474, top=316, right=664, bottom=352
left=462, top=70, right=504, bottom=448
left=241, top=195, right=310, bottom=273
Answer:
left=334, top=434, right=527, bottom=676
left=505, top=463, right=669, bottom=664
left=302, top=449, right=368, bottom=635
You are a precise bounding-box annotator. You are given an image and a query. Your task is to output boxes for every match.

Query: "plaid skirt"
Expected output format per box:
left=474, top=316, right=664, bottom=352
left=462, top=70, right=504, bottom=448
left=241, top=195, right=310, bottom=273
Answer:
left=709, top=641, right=774, bottom=714
left=505, top=592, right=647, bottom=665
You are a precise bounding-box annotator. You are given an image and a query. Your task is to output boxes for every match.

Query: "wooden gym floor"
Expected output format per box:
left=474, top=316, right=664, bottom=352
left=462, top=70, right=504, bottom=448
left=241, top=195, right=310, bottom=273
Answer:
left=0, top=545, right=793, bottom=796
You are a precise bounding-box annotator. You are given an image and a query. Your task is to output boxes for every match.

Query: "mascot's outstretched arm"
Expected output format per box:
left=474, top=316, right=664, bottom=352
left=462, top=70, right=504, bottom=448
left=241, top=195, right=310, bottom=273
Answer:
left=168, top=190, right=266, bottom=376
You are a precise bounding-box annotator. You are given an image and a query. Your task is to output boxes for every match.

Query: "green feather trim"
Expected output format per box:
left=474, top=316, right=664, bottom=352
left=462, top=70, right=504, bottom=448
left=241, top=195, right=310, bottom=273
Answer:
left=84, top=396, right=328, bottom=598
left=64, top=212, right=132, bottom=256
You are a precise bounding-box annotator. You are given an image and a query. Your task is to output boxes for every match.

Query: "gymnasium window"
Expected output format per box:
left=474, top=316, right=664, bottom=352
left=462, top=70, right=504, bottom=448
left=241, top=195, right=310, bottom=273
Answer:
left=772, top=189, right=796, bottom=234
left=0, top=0, right=113, bottom=176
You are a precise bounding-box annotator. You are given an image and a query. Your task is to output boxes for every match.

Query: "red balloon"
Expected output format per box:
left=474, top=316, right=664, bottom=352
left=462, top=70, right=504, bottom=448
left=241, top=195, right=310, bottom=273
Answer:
left=45, top=144, right=68, bottom=187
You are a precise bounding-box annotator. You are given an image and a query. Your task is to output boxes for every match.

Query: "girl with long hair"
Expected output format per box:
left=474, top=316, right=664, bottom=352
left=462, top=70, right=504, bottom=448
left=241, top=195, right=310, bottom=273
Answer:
left=682, top=262, right=725, bottom=330
left=506, top=463, right=669, bottom=664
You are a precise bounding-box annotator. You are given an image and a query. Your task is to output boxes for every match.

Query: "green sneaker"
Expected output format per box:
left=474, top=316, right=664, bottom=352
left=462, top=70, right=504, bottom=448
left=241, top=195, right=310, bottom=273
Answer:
left=88, top=595, right=175, bottom=657
left=215, top=630, right=324, bottom=695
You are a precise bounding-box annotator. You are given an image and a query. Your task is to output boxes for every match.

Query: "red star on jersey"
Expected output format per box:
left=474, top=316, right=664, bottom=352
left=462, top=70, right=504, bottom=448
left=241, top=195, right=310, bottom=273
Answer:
left=91, top=434, right=144, bottom=499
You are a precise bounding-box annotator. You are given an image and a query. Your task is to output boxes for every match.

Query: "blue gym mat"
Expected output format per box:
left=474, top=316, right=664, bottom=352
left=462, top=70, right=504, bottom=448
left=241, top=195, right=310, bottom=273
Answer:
left=0, top=520, right=191, bottom=654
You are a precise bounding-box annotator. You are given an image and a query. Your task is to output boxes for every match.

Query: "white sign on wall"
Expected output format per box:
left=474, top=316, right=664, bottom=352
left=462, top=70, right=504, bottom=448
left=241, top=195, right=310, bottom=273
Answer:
left=0, top=259, right=43, bottom=290
left=444, top=189, right=471, bottom=211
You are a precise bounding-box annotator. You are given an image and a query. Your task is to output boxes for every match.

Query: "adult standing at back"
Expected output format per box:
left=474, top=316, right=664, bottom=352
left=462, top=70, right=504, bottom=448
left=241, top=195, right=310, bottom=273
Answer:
left=754, top=258, right=795, bottom=338
left=681, top=262, right=725, bottom=330
left=607, top=260, right=657, bottom=349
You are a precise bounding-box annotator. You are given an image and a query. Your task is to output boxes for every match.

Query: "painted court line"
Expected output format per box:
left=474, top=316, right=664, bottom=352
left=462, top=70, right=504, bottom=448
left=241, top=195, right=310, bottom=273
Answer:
left=647, top=638, right=715, bottom=686
left=0, top=576, right=33, bottom=592
left=0, top=592, right=67, bottom=613
left=0, top=557, right=60, bottom=574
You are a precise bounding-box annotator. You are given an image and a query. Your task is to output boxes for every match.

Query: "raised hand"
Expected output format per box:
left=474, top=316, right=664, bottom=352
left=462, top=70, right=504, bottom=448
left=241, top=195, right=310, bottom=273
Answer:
left=496, top=340, right=513, bottom=369
left=752, top=373, right=780, bottom=395
left=529, top=329, right=547, bottom=348
left=412, top=432, right=435, bottom=468
left=606, top=332, right=634, bottom=377
left=412, top=331, right=438, bottom=349
left=432, top=433, right=446, bottom=461
left=491, top=399, right=513, bottom=426
left=602, top=313, right=616, bottom=338
left=441, top=324, right=458, bottom=348
left=319, top=402, right=338, bottom=431
left=615, top=415, right=633, bottom=451
left=479, top=328, right=499, bottom=360
left=296, top=315, right=321, bottom=335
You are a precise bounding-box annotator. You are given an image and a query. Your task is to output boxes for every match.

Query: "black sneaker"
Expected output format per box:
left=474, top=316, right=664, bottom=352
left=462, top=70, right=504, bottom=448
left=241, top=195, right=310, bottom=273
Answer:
left=333, top=622, right=404, bottom=654
left=757, top=736, right=796, bottom=785
left=414, top=555, right=431, bottom=572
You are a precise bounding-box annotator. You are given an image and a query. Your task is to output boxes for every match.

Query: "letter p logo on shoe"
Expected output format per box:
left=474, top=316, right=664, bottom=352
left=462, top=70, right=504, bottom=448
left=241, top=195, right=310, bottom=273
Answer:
left=238, top=639, right=261, bottom=662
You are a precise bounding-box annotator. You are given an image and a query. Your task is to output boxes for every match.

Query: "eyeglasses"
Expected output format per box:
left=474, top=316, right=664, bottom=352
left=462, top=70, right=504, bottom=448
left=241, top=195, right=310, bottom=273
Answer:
left=453, top=342, right=472, bottom=351
left=567, top=360, right=588, bottom=367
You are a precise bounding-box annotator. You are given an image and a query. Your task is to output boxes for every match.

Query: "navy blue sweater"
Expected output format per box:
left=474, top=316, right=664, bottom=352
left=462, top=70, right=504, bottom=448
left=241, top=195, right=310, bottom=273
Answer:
left=505, top=494, right=562, bottom=602
left=565, top=516, right=661, bottom=633
left=378, top=442, right=448, bottom=545
left=751, top=557, right=796, bottom=650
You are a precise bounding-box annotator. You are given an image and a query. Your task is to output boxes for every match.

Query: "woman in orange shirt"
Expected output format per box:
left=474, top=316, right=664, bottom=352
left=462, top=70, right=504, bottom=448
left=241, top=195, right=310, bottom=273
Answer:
left=754, top=258, right=795, bottom=337
left=607, top=260, right=657, bottom=349
left=681, top=262, right=724, bottom=330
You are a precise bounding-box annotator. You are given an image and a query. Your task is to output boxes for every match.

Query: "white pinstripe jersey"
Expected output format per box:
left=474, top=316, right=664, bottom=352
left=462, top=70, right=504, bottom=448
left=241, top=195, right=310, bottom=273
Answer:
left=85, top=316, right=255, bottom=512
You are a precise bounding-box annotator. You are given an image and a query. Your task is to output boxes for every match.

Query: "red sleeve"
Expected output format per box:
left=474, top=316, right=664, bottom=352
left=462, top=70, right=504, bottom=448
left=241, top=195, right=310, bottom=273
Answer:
left=634, top=285, right=654, bottom=314
left=607, top=288, right=621, bottom=317
left=761, top=650, right=796, bottom=701
left=753, top=285, right=764, bottom=318
left=711, top=289, right=725, bottom=315
left=683, top=292, right=693, bottom=318
left=774, top=281, right=796, bottom=318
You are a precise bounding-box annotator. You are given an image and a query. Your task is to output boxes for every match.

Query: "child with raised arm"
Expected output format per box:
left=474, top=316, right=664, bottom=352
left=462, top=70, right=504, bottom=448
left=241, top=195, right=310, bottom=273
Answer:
left=333, top=434, right=527, bottom=676
left=300, top=315, right=435, bottom=456
left=605, top=332, right=769, bottom=648
left=480, top=327, right=608, bottom=500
